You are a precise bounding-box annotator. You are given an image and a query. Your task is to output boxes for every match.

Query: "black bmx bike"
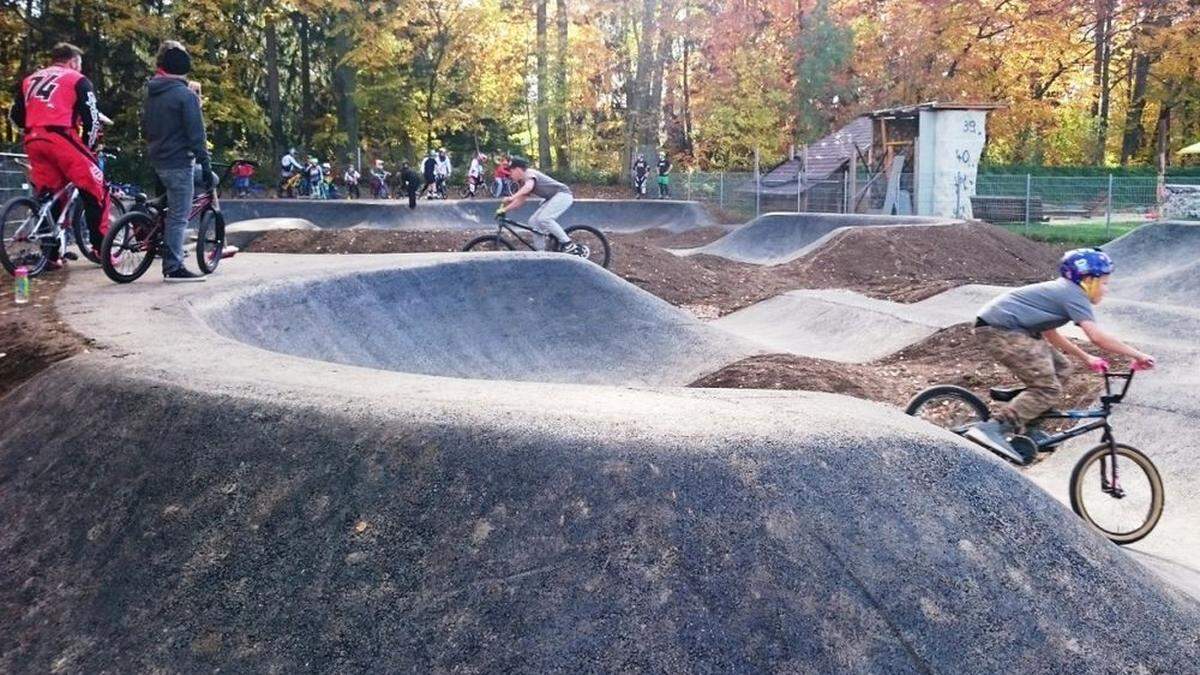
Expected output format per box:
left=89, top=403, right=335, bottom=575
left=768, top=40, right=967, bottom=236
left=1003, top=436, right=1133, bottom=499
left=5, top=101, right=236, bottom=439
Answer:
left=905, top=368, right=1163, bottom=544
left=463, top=212, right=611, bottom=268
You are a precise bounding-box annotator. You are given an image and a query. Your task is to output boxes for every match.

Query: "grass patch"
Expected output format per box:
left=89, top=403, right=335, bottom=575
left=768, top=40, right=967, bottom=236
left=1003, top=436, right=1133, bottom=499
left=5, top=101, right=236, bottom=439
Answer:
left=998, top=221, right=1141, bottom=248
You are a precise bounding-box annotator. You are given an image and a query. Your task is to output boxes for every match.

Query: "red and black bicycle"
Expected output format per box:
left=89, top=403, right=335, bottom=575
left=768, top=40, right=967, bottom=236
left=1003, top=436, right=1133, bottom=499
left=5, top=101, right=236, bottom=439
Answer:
left=99, top=184, right=225, bottom=283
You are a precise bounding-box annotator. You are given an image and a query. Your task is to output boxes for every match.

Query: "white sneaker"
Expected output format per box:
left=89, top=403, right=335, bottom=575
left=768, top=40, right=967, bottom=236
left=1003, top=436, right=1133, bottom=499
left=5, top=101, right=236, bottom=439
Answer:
left=560, top=241, right=588, bottom=257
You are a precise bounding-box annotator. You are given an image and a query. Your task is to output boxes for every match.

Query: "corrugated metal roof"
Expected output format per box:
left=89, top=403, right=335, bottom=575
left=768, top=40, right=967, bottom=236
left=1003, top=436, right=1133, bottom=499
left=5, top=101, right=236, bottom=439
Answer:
left=868, top=101, right=1005, bottom=117
left=759, top=116, right=872, bottom=191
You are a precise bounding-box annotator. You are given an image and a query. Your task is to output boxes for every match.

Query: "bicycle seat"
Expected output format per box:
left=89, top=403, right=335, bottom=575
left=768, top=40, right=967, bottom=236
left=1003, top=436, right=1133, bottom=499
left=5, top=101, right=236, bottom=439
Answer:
left=989, top=386, right=1025, bottom=402
left=135, top=193, right=168, bottom=209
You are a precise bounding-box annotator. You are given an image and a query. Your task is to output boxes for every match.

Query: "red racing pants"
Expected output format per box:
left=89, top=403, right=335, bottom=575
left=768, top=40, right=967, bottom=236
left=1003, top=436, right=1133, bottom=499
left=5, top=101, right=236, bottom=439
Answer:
left=24, top=127, right=110, bottom=251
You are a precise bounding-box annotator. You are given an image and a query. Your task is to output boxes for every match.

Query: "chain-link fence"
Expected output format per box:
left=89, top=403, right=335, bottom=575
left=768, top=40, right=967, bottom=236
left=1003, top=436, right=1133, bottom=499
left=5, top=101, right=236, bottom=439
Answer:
left=667, top=162, right=1200, bottom=230
left=1, top=153, right=30, bottom=203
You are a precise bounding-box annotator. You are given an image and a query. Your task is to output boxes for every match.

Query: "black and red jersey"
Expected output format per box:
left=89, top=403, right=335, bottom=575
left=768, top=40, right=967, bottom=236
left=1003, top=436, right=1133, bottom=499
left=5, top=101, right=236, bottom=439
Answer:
left=9, top=64, right=102, bottom=149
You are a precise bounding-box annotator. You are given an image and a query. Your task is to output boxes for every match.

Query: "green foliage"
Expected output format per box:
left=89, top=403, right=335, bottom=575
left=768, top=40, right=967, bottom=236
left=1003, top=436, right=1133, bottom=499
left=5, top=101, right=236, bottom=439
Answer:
left=0, top=0, right=1196, bottom=180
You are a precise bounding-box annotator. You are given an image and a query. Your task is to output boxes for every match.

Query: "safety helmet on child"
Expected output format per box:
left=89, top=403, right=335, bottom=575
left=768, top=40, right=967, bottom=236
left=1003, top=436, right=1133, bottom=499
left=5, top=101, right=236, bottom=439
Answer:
left=1059, top=248, right=1113, bottom=285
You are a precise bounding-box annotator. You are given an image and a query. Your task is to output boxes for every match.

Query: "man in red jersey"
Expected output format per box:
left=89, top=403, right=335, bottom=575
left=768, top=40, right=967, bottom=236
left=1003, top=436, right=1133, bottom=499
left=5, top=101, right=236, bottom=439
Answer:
left=9, top=43, right=109, bottom=268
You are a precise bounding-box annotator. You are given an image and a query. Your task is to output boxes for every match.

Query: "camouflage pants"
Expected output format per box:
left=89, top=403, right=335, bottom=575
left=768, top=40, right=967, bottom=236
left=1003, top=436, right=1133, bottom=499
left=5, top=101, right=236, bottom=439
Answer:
left=975, top=326, right=1073, bottom=428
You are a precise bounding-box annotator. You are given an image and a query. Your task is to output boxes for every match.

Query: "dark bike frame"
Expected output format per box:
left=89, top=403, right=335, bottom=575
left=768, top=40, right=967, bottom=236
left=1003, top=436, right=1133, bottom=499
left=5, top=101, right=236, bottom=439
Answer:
left=1010, top=371, right=1137, bottom=496
left=125, top=188, right=219, bottom=251
left=1024, top=371, right=1134, bottom=448
left=491, top=214, right=553, bottom=250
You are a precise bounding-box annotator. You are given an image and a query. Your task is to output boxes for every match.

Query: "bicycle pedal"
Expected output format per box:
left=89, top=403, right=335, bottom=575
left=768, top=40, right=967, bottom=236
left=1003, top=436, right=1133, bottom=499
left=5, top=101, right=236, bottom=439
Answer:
left=62, top=252, right=79, bottom=261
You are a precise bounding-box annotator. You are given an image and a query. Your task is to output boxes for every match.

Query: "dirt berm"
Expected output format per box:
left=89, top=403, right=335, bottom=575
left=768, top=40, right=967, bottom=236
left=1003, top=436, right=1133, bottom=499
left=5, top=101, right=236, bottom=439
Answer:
left=2, top=254, right=1198, bottom=672
left=221, top=197, right=715, bottom=232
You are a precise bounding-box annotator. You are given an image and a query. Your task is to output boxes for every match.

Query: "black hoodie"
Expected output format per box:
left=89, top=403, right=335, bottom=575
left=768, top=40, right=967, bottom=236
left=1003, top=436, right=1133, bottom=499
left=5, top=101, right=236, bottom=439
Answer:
left=142, top=75, right=209, bottom=170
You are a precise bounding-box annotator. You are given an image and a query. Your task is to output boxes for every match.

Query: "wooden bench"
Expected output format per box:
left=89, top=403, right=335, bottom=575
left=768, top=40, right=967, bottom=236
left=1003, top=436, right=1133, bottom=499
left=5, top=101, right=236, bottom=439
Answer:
left=970, top=195, right=1045, bottom=223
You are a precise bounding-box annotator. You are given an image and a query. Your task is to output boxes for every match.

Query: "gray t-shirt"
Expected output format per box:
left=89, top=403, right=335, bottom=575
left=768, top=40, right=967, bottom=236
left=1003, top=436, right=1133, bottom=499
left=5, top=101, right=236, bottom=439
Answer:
left=525, top=169, right=571, bottom=200
left=977, top=278, right=1095, bottom=336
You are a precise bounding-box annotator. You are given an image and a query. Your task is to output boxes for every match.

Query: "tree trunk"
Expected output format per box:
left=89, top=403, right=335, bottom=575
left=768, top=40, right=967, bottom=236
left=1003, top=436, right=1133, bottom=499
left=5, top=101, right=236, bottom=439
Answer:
left=266, top=19, right=283, bottom=158
left=554, top=0, right=570, bottom=172
left=20, top=0, right=35, bottom=76
left=536, top=0, right=553, bottom=168
left=297, top=13, right=313, bottom=146
left=647, top=0, right=672, bottom=151
left=332, top=13, right=359, bottom=165
left=423, top=14, right=449, bottom=154
left=1091, top=0, right=1113, bottom=165
left=1155, top=104, right=1171, bottom=176
left=681, top=33, right=693, bottom=157
left=629, top=0, right=658, bottom=164
left=1120, top=51, right=1151, bottom=166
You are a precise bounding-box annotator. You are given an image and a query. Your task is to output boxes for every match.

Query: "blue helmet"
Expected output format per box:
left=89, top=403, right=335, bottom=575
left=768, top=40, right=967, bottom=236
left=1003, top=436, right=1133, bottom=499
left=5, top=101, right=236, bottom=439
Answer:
left=1060, top=248, right=1113, bottom=284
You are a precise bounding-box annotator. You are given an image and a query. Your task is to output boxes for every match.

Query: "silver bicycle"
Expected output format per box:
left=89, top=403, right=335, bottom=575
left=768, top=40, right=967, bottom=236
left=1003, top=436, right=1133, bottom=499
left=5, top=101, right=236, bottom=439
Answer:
left=0, top=160, right=126, bottom=276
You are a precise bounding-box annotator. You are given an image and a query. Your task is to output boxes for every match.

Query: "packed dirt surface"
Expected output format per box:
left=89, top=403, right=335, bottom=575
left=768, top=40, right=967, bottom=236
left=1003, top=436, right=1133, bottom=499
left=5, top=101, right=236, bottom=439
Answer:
left=691, top=324, right=1120, bottom=424
left=247, top=222, right=1058, bottom=317
left=245, top=228, right=486, bottom=254
left=615, top=221, right=1060, bottom=315
left=0, top=269, right=89, bottom=398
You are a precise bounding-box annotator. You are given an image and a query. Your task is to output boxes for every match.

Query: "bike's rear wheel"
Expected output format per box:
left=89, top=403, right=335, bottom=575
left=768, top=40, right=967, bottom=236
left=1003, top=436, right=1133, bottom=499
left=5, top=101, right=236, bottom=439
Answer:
left=562, top=225, right=611, bottom=268
left=462, top=234, right=515, bottom=252
left=196, top=206, right=226, bottom=274
left=0, top=196, right=49, bottom=277
left=1069, top=442, right=1163, bottom=545
left=72, top=195, right=127, bottom=264
left=102, top=211, right=158, bottom=283
left=904, top=385, right=990, bottom=433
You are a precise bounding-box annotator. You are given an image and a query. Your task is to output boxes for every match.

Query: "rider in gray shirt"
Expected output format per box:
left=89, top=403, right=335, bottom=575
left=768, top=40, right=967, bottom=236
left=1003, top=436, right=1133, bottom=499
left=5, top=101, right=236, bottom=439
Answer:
left=965, top=249, right=1155, bottom=464
left=500, top=157, right=585, bottom=256
left=977, top=278, right=1095, bottom=337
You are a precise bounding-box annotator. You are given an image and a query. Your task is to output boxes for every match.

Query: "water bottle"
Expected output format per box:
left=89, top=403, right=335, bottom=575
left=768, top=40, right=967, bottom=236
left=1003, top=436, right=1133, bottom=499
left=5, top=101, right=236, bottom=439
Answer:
left=13, top=266, right=30, bottom=304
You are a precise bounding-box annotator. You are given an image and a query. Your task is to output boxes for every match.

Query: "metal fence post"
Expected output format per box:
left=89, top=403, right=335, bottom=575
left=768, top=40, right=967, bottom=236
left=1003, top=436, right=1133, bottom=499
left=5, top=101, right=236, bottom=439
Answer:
left=1024, top=173, right=1032, bottom=234
left=719, top=172, right=725, bottom=208
left=754, top=148, right=761, bottom=218
left=796, top=150, right=803, bottom=214
left=1105, top=174, right=1113, bottom=238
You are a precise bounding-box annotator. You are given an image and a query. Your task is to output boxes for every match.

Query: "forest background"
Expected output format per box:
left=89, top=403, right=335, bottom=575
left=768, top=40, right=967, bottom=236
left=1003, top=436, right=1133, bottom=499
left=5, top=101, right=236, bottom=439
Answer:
left=1, top=0, right=1198, bottom=182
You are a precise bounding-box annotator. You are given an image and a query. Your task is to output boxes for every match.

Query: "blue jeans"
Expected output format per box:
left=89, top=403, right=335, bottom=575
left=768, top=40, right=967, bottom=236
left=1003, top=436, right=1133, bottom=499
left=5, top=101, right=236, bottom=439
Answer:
left=156, top=166, right=194, bottom=275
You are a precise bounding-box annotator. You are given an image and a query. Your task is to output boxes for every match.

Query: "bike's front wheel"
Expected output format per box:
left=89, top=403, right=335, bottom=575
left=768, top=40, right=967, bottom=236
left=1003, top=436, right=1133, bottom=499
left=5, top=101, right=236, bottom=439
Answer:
left=904, top=385, right=990, bottom=434
left=0, top=196, right=48, bottom=276
left=102, top=211, right=158, bottom=283
left=1069, top=442, right=1163, bottom=545
left=196, top=206, right=226, bottom=274
left=72, top=194, right=128, bottom=264
left=462, top=234, right=515, bottom=252
left=562, top=225, right=611, bottom=268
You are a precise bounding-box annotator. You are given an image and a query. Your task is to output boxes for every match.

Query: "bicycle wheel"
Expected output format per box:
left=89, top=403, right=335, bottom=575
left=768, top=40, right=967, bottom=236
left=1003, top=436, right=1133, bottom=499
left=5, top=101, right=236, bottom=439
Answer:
left=0, top=196, right=50, bottom=277
left=101, top=211, right=158, bottom=283
left=462, top=235, right=515, bottom=252
left=563, top=225, right=611, bottom=268
left=1069, top=443, right=1163, bottom=545
left=196, top=206, right=226, bottom=274
left=72, top=195, right=127, bottom=264
left=904, top=385, right=990, bottom=433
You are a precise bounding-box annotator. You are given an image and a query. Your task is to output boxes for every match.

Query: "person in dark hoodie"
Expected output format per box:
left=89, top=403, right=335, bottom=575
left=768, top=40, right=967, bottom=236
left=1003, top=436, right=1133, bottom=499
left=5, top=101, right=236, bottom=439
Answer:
left=400, top=161, right=422, bottom=209
left=142, top=40, right=210, bottom=282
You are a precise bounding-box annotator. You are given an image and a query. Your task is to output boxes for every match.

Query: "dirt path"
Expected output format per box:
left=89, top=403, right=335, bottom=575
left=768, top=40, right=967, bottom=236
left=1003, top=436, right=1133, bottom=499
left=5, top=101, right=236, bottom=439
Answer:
left=0, top=269, right=89, bottom=398
left=690, top=323, right=1121, bottom=427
